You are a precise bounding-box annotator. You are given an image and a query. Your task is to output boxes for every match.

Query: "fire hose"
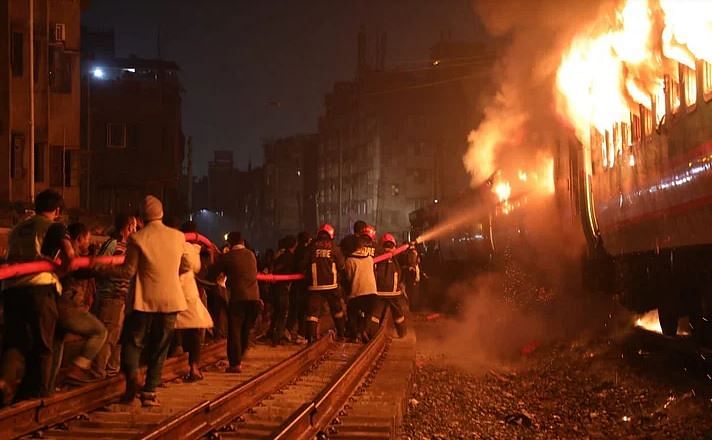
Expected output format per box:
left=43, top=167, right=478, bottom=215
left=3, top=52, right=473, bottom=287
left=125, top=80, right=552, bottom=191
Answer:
left=0, top=234, right=411, bottom=283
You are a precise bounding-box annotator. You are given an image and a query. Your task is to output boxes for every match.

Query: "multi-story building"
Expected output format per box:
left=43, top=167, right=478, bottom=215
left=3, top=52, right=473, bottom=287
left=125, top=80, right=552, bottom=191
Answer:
left=0, top=0, right=83, bottom=209
left=80, top=53, right=185, bottom=216
left=193, top=150, right=264, bottom=247
left=318, top=34, right=495, bottom=240
left=262, top=134, right=318, bottom=247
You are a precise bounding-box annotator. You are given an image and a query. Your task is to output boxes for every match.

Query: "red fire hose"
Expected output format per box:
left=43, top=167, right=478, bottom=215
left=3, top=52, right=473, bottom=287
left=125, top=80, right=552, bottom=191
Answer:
left=0, top=233, right=410, bottom=283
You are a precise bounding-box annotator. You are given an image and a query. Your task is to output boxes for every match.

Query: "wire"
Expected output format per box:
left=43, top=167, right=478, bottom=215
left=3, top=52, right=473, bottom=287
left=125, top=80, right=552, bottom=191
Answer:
left=364, top=71, right=488, bottom=96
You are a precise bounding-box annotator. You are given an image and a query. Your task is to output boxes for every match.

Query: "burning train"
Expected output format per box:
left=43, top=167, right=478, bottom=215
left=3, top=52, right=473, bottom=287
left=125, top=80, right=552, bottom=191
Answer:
left=412, top=0, right=712, bottom=341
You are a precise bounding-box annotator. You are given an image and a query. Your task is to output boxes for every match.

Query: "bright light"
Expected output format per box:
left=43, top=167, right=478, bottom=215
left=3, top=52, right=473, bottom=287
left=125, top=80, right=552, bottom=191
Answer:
left=434, top=199, right=439, bottom=204
left=122, top=68, right=136, bottom=73
left=92, top=67, right=105, bottom=79
left=223, top=233, right=228, bottom=241
left=297, top=170, right=301, bottom=176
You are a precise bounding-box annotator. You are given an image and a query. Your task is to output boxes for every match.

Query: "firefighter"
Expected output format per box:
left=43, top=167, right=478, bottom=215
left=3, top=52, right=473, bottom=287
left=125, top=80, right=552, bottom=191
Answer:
left=302, top=224, right=346, bottom=343
left=344, top=225, right=378, bottom=342
left=399, top=241, right=421, bottom=311
left=367, top=233, right=408, bottom=338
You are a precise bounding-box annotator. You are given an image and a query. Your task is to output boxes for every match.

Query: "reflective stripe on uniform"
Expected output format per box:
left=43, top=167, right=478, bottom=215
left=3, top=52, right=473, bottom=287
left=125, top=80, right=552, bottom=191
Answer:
left=308, top=283, right=339, bottom=291
left=306, top=316, right=319, bottom=323
left=311, top=262, right=318, bottom=289
left=370, top=316, right=380, bottom=324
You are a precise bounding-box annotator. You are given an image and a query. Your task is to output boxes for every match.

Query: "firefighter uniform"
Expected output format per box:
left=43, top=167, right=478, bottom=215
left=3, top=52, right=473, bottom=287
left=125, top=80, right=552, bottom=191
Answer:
left=303, top=225, right=346, bottom=342
left=367, top=234, right=408, bottom=338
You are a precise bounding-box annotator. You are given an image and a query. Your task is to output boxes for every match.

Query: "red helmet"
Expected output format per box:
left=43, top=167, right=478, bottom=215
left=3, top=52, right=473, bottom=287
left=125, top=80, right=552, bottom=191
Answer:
left=361, top=225, right=377, bottom=241
left=381, top=233, right=397, bottom=246
left=318, top=223, right=335, bottom=240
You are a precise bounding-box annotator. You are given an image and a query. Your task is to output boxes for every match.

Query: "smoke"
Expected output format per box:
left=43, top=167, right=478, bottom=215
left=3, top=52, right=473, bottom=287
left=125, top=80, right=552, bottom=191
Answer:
left=424, top=199, right=614, bottom=371
left=463, top=0, right=614, bottom=186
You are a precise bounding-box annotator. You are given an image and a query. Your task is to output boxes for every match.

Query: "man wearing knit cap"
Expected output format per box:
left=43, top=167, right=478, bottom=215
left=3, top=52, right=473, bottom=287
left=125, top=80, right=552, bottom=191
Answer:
left=96, top=195, right=188, bottom=406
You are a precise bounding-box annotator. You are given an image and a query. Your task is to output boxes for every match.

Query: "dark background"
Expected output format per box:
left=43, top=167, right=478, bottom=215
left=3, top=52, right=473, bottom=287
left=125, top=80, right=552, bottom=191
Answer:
left=82, top=0, right=485, bottom=175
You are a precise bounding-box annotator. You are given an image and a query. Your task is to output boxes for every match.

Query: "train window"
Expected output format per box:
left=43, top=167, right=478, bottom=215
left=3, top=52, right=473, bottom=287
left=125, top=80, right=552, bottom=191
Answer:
left=654, top=83, right=666, bottom=126
left=621, top=121, right=630, bottom=148
left=612, top=123, right=623, bottom=159
left=590, top=129, right=605, bottom=171
left=682, top=64, right=697, bottom=107
left=631, top=110, right=642, bottom=142
left=703, top=61, right=712, bottom=98
left=641, top=104, right=653, bottom=136
left=669, top=63, right=681, bottom=114
left=605, top=129, right=615, bottom=168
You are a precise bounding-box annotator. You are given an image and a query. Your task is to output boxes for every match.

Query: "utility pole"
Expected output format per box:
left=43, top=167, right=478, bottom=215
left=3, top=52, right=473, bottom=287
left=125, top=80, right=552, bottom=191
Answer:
left=28, top=0, right=35, bottom=202
left=187, top=136, right=193, bottom=219
left=85, top=75, right=92, bottom=211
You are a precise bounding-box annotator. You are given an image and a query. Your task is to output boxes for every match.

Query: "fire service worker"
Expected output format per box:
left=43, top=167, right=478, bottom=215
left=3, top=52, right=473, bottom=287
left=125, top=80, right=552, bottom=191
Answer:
left=368, top=233, right=408, bottom=338
left=344, top=225, right=378, bottom=343
left=400, top=241, right=421, bottom=311
left=301, top=224, right=347, bottom=343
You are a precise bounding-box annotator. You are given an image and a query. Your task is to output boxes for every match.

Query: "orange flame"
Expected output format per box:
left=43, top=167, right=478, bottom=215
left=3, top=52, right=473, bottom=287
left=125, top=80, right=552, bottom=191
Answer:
left=556, top=0, right=711, bottom=142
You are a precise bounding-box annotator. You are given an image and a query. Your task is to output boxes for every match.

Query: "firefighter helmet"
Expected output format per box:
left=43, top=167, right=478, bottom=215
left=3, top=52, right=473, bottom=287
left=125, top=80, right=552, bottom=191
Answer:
left=318, top=223, right=335, bottom=240
left=362, top=225, right=377, bottom=241
left=381, top=233, right=397, bottom=246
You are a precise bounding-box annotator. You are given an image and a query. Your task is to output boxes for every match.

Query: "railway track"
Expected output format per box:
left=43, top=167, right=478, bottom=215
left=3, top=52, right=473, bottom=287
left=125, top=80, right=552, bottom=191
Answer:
left=0, top=340, right=227, bottom=439
left=0, top=318, right=393, bottom=440
left=141, top=319, right=391, bottom=440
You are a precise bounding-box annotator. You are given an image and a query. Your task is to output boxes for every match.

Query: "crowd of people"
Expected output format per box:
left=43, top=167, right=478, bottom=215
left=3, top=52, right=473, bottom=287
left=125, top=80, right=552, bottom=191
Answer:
left=0, top=189, right=421, bottom=408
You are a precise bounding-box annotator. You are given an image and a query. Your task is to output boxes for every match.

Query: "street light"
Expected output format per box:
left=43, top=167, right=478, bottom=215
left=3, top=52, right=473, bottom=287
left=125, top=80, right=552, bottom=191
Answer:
left=92, top=67, right=105, bottom=79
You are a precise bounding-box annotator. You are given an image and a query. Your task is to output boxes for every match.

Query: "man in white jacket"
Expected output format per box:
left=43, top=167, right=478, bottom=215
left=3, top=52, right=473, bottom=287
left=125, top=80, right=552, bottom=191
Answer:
left=98, top=195, right=188, bottom=406
left=344, top=225, right=378, bottom=343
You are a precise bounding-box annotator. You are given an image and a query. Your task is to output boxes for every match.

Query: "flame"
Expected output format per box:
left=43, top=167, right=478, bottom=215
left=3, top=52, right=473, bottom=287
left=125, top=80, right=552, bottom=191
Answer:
left=556, top=0, right=712, bottom=143
left=494, top=181, right=512, bottom=202
left=635, top=309, right=662, bottom=334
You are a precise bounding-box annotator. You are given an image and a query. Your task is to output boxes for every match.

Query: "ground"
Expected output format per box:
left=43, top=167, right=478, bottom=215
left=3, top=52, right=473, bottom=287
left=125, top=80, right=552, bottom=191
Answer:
left=401, top=310, right=712, bottom=440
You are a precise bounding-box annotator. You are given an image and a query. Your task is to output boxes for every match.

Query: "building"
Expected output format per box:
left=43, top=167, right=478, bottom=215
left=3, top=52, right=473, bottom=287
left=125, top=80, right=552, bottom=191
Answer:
left=0, top=0, right=84, bottom=209
left=192, top=150, right=264, bottom=247
left=262, top=134, right=318, bottom=247
left=317, top=32, right=495, bottom=240
left=80, top=53, right=185, bottom=216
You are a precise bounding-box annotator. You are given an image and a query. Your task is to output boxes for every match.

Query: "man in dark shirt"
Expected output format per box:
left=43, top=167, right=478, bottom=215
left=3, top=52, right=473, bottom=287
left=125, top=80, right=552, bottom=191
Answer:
left=269, top=235, right=297, bottom=346
left=339, top=220, right=368, bottom=257
left=210, top=232, right=262, bottom=372
left=0, top=190, right=65, bottom=405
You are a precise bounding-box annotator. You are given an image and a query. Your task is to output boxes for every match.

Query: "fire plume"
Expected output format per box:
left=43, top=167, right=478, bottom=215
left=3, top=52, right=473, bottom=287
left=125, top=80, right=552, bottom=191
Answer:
left=556, top=0, right=712, bottom=142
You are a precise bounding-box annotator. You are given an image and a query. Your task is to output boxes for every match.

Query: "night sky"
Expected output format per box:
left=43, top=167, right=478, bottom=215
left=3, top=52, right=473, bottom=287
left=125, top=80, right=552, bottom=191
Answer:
left=82, top=0, right=485, bottom=176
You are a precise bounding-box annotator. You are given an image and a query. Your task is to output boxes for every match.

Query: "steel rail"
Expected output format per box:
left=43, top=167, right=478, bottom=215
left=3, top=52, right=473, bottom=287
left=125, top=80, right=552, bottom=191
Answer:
left=0, top=340, right=226, bottom=440
left=272, top=315, right=391, bottom=440
left=136, top=333, right=335, bottom=440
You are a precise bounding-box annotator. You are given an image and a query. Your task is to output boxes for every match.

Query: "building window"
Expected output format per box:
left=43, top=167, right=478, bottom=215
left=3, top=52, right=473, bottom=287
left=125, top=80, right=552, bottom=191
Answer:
left=682, top=64, right=697, bottom=107
left=34, top=144, right=45, bottom=183
left=50, top=146, right=62, bottom=187
left=106, top=123, right=127, bottom=148
left=64, top=150, right=73, bottom=187
left=11, top=32, right=23, bottom=77
left=703, top=61, right=712, bottom=97
left=49, top=47, right=72, bottom=93
left=11, top=133, right=25, bottom=179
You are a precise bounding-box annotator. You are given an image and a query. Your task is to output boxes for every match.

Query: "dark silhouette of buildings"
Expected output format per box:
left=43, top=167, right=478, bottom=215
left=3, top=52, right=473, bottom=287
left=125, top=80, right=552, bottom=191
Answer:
left=262, top=134, right=318, bottom=247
